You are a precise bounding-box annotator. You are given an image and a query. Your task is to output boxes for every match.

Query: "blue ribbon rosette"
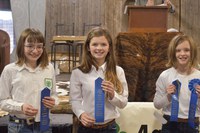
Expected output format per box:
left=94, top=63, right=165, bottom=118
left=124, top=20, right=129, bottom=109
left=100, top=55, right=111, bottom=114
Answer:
left=188, top=79, right=200, bottom=128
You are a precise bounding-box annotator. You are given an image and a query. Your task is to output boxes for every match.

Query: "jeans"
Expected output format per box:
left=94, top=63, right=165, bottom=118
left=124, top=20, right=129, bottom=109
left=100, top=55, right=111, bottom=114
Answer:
left=77, top=121, right=117, bottom=133
left=8, top=121, right=52, bottom=133
left=161, top=121, right=199, bottom=133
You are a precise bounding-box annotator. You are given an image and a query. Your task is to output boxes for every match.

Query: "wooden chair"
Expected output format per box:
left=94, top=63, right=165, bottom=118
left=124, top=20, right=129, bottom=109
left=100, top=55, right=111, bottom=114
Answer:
left=0, top=29, right=10, bottom=74
left=51, top=22, right=85, bottom=72
left=55, top=23, right=75, bottom=36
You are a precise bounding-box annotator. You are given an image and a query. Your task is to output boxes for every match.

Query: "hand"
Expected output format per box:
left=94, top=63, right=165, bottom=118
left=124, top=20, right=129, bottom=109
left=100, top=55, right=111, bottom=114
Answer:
left=164, top=0, right=172, bottom=7
left=80, top=112, right=95, bottom=127
left=195, top=85, right=200, bottom=97
left=42, top=97, right=55, bottom=109
left=102, top=80, right=115, bottom=100
left=166, top=84, right=176, bottom=100
left=22, top=104, right=38, bottom=116
left=146, top=0, right=154, bottom=6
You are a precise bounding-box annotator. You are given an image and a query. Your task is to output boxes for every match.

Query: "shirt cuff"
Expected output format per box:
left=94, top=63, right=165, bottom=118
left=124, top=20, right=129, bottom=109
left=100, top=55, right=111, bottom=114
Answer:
left=109, top=92, right=119, bottom=103
left=15, top=103, right=24, bottom=112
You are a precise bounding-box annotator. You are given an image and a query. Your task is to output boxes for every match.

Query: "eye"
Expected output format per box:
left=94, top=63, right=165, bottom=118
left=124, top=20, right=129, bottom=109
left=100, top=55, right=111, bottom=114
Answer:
left=101, top=43, right=108, bottom=46
left=27, top=45, right=34, bottom=48
left=91, top=43, right=98, bottom=46
left=176, top=49, right=181, bottom=52
left=184, top=48, right=190, bottom=52
left=37, top=45, right=44, bottom=49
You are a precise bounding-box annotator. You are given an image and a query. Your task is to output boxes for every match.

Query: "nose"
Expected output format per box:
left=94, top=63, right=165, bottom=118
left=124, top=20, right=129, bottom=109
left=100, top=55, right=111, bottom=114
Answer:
left=32, top=47, right=38, bottom=51
left=96, top=44, right=102, bottom=49
left=180, top=50, right=186, bottom=55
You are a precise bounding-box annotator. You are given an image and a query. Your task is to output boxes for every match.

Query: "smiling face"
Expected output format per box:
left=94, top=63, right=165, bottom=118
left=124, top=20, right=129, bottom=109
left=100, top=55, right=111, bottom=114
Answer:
left=175, top=40, right=191, bottom=69
left=24, top=37, right=44, bottom=67
left=89, top=36, right=109, bottom=66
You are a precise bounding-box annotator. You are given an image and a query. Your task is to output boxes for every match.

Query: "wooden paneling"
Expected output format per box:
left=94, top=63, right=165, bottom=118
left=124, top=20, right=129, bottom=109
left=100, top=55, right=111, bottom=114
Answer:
left=46, top=0, right=200, bottom=56
left=181, top=0, right=200, bottom=46
left=45, top=0, right=126, bottom=52
left=46, top=0, right=200, bottom=101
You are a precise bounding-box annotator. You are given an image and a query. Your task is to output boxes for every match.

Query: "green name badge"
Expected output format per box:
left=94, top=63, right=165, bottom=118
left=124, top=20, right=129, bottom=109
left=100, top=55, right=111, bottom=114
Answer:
left=44, top=78, right=53, bottom=89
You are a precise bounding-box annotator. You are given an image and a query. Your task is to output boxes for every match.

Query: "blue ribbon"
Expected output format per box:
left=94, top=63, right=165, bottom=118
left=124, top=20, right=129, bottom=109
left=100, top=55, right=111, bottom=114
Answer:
left=40, top=87, right=50, bottom=131
left=170, top=80, right=181, bottom=121
left=95, top=77, right=105, bottom=123
left=188, top=79, right=200, bottom=128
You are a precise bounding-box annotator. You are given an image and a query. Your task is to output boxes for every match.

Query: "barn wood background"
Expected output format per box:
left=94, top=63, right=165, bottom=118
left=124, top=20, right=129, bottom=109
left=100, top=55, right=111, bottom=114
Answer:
left=45, top=0, right=200, bottom=101
left=45, top=0, right=200, bottom=53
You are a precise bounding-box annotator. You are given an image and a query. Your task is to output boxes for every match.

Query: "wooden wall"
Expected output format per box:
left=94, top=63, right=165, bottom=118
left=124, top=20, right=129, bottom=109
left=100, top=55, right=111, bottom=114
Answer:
left=45, top=0, right=126, bottom=52
left=181, top=0, right=200, bottom=46
left=45, top=0, right=200, bottom=54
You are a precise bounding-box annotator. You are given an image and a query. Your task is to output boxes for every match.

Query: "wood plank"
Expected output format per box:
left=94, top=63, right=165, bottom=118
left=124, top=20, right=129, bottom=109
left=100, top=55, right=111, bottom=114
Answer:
left=45, top=0, right=200, bottom=60
left=52, top=36, right=86, bottom=41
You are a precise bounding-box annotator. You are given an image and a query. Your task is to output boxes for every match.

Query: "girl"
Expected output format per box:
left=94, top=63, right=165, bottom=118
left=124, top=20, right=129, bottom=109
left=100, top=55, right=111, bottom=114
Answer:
left=154, top=34, right=200, bottom=133
left=70, top=27, right=128, bottom=133
left=0, top=28, right=58, bottom=133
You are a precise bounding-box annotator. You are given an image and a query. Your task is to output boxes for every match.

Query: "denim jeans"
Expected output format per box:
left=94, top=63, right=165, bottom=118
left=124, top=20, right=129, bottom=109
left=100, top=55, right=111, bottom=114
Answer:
left=8, top=121, right=52, bottom=133
left=77, top=121, right=117, bottom=133
left=161, top=121, right=199, bottom=133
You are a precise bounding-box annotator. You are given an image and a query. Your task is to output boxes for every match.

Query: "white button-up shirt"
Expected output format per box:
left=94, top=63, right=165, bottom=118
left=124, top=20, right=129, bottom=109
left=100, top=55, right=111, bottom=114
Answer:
left=0, top=63, right=58, bottom=122
left=154, top=67, right=200, bottom=118
left=70, top=63, right=128, bottom=123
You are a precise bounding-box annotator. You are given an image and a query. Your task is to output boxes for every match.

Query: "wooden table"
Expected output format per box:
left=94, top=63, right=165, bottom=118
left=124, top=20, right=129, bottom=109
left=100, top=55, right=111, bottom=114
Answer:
left=51, top=36, right=86, bottom=72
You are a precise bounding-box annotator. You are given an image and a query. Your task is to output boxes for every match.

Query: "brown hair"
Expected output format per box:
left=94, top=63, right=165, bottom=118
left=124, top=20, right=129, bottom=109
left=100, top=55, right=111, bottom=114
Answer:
left=16, top=28, right=49, bottom=68
left=166, top=34, right=198, bottom=68
left=78, top=27, right=123, bottom=94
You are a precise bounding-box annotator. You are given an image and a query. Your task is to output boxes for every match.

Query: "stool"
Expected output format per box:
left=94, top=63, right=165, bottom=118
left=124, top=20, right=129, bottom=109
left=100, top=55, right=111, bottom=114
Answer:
left=51, top=41, right=83, bottom=73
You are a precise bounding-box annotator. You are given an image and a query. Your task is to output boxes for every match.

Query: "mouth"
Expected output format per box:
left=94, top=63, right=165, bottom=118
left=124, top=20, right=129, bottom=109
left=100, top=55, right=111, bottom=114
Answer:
left=95, top=52, right=104, bottom=56
left=178, top=57, right=189, bottom=63
left=29, top=53, right=41, bottom=58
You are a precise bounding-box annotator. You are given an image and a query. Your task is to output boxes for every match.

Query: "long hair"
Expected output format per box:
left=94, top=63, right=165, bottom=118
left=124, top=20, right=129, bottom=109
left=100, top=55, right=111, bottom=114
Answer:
left=78, top=27, right=123, bottom=94
left=16, top=28, right=49, bottom=68
left=166, top=34, right=198, bottom=68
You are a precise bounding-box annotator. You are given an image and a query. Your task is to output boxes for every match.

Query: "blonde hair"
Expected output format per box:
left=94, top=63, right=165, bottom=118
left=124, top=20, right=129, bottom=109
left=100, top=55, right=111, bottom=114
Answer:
left=16, top=28, right=49, bottom=68
left=166, top=34, right=198, bottom=68
left=78, top=27, right=123, bottom=94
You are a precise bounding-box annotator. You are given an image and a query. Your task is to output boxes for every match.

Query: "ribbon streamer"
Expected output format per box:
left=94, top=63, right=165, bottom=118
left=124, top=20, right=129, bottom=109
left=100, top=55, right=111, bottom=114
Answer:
left=40, top=87, right=50, bottom=131
left=170, top=80, right=181, bottom=121
left=95, top=77, right=105, bottom=123
left=188, top=79, right=200, bottom=128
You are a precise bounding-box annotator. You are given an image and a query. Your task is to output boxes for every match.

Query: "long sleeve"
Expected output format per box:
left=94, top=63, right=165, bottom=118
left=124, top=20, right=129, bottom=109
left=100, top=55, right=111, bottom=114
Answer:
left=70, top=65, right=129, bottom=122
left=0, top=65, right=23, bottom=113
left=153, top=68, right=200, bottom=118
left=168, top=2, right=175, bottom=13
left=69, top=69, right=84, bottom=119
left=109, top=67, right=128, bottom=109
left=0, top=63, right=59, bottom=121
left=153, top=74, right=171, bottom=110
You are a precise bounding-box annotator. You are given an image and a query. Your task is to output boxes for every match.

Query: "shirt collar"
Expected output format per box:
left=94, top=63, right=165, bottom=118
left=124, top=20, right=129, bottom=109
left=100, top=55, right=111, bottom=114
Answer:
left=91, top=62, right=107, bottom=72
left=16, top=63, right=42, bottom=72
left=100, top=62, right=106, bottom=72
